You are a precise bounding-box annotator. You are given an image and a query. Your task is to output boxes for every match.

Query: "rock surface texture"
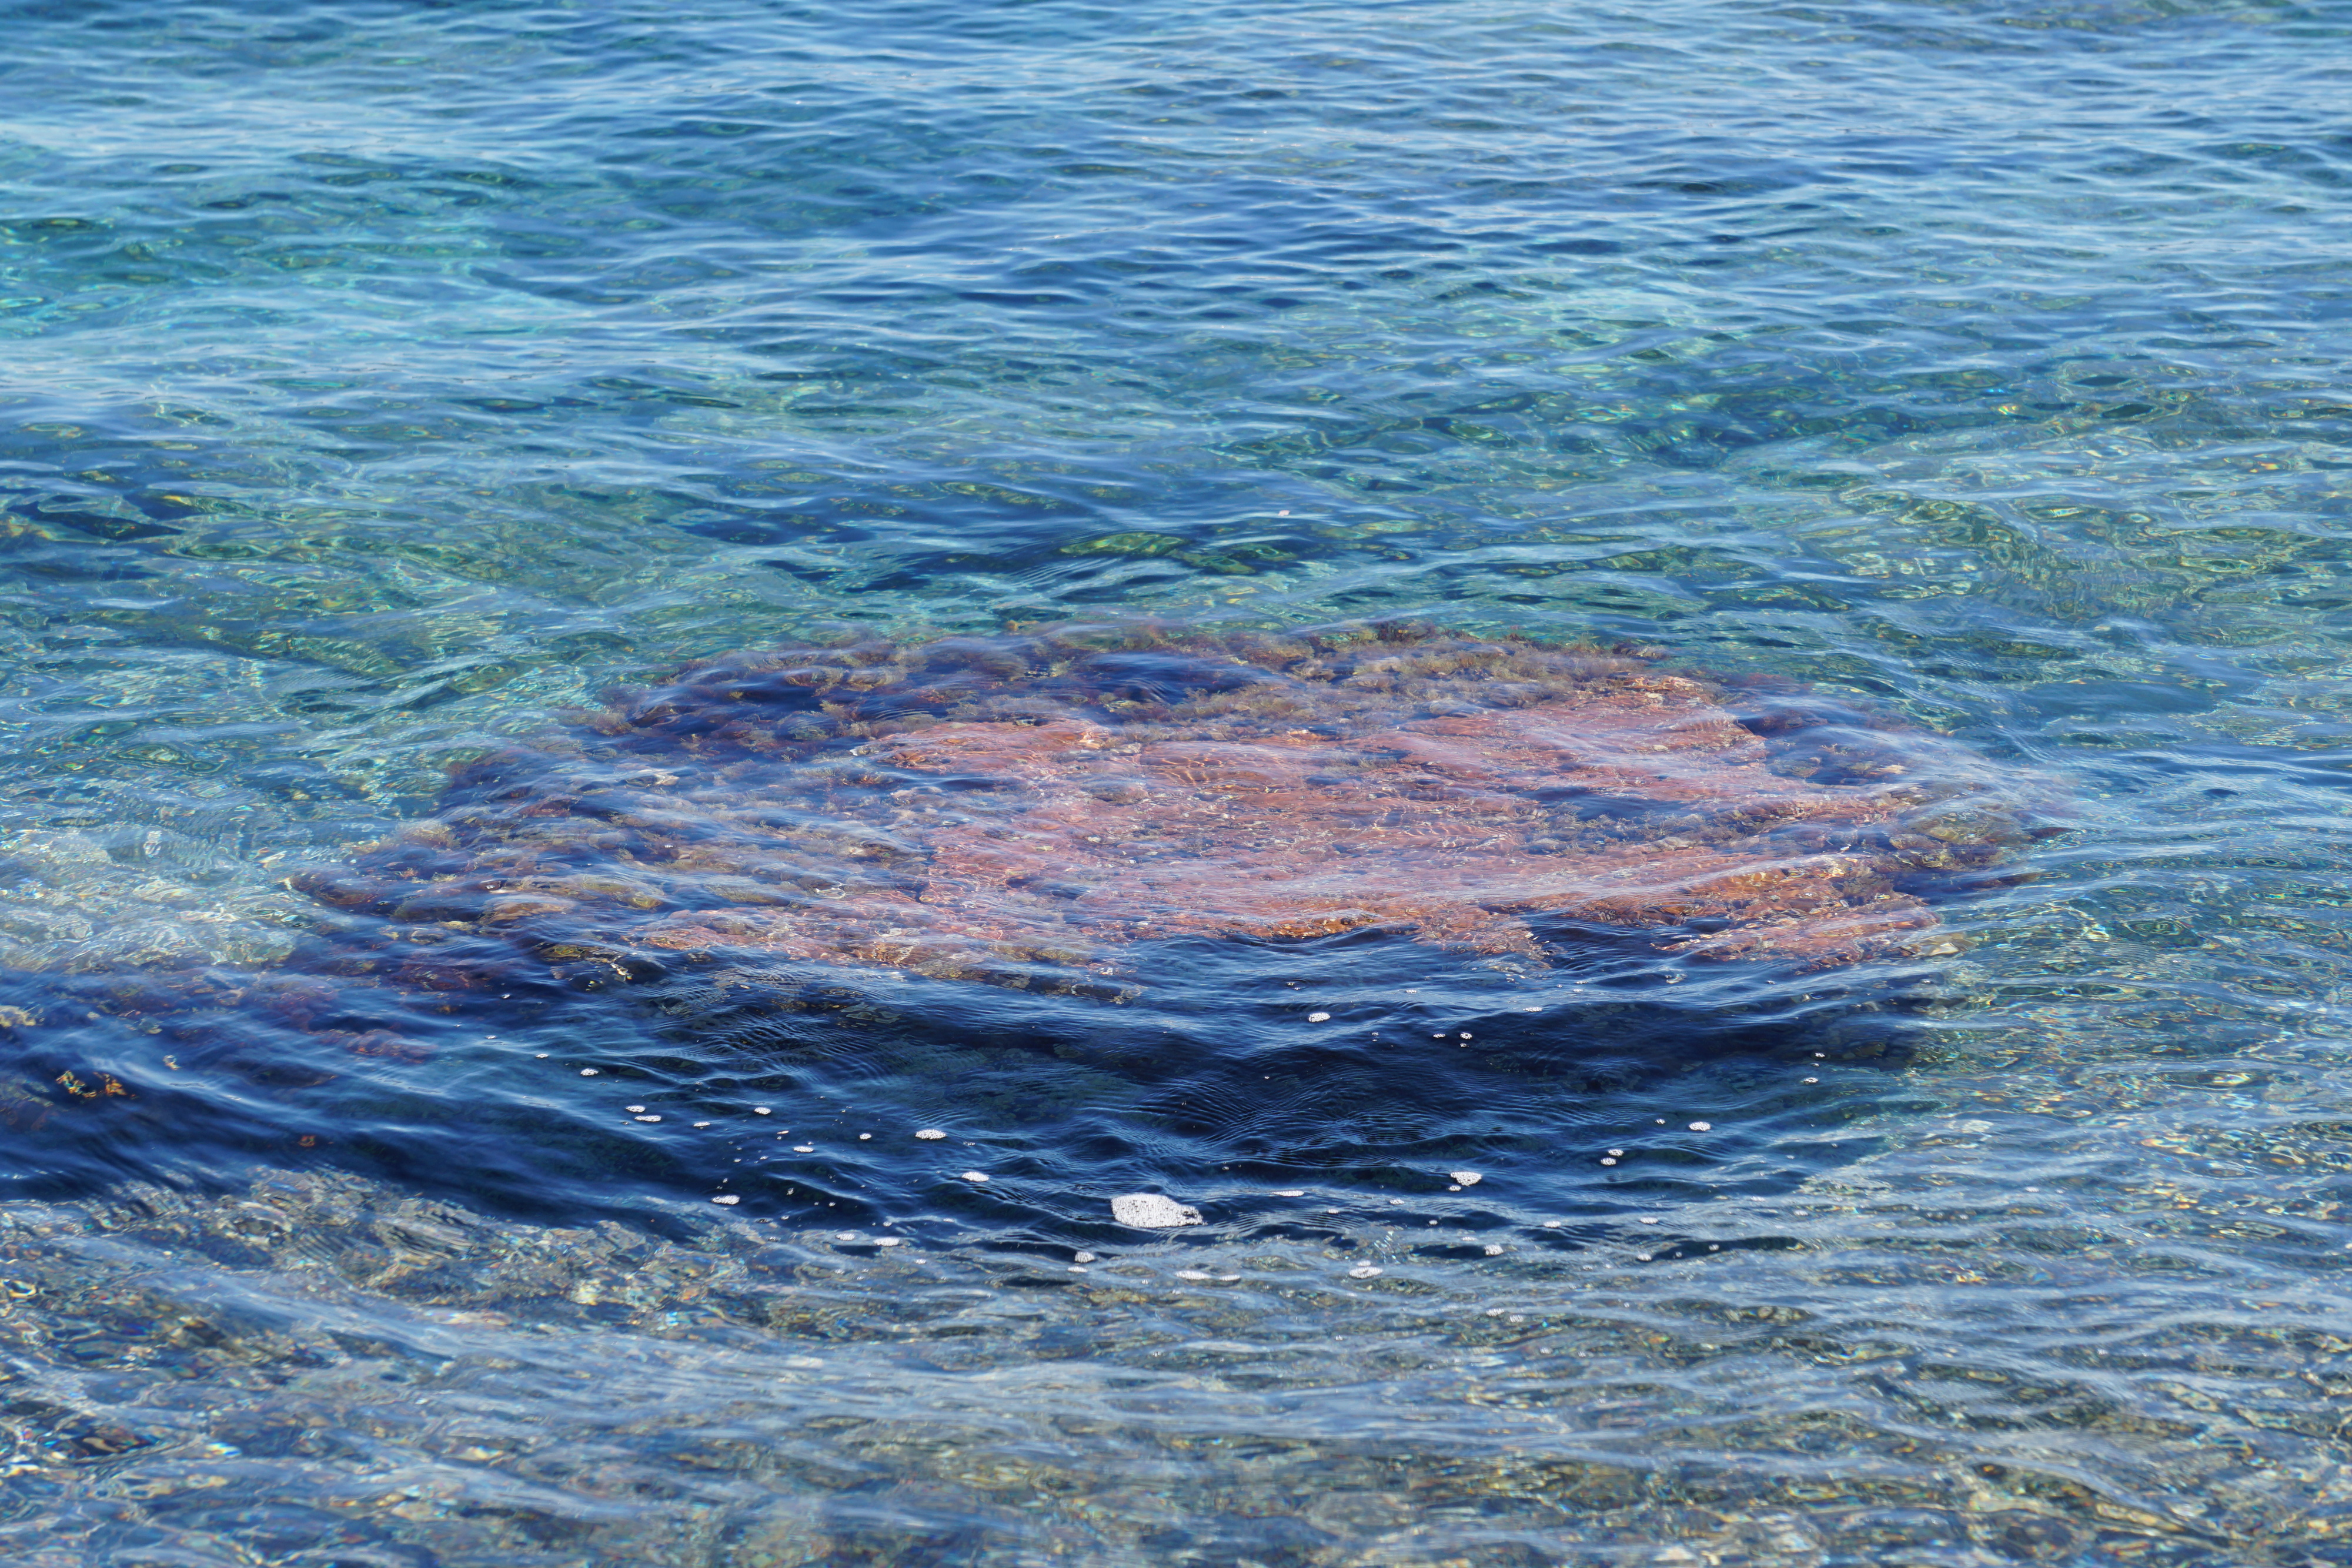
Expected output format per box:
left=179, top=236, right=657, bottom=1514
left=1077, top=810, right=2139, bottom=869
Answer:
left=292, top=626, right=2049, bottom=992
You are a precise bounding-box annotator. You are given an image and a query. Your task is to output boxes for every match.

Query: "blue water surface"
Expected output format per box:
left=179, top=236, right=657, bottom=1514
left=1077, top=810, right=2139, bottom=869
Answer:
left=2, top=0, right=2352, bottom=1563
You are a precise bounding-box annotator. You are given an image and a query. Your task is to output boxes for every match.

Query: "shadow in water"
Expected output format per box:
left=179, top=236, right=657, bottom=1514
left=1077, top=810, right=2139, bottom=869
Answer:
left=0, top=912, right=1932, bottom=1248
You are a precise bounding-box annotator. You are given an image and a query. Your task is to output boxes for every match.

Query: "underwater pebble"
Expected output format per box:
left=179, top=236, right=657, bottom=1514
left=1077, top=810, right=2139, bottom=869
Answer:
left=837, top=1232, right=856, bottom=1241
left=710, top=1195, right=740, bottom=1205
left=1348, top=1265, right=1382, bottom=1279
left=635, top=1115, right=662, bottom=1123
left=1075, top=1251, right=1096, bottom=1262
left=1600, top=1158, right=1616, bottom=1166
left=1451, top=1171, right=1482, bottom=1186
left=1272, top=1189, right=1305, bottom=1197
left=914, top=1128, right=946, bottom=1140
left=1307, top=1011, right=1330, bottom=1022
left=1111, top=1192, right=1202, bottom=1228
left=961, top=1171, right=990, bottom=1182
left=793, top=1145, right=815, bottom=1152
left=753, top=1106, right=771, bottom=1115
left=580, top=1068, right=599, bottom=1076
left=1609, top=1148, right=1625, bottom=1156
left=1543, top=1221, right=1561, bottom=1228
left=858, top=1132, right=871, bottom=1140
left=1689, top=1121, right=1712, bottom=1132
left=627, top=1105, right=645, bottom=1113
left=693, top=1121, right=712, bottom=1128
left=877, top=1237, right=903, bottom=1247
left=1803, top=1076, right=1819, bottom=1084
left=1175, top=1269, right=1212, bottom=1280
left=1641, top=1218, right=1659, bottom=1225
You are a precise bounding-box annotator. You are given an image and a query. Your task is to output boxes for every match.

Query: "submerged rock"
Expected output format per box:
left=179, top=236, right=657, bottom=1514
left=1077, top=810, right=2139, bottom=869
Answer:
left=0, top=622, right=2063, bottom=1223
left=1111, top=1193, right=1204, bottom=1228
left=293, top=622, right=2054, bottom=992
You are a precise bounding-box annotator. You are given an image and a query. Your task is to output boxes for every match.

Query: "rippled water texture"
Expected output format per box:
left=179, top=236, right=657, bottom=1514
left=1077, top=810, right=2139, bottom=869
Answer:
left=4, top=0, right=2352, bottom=1562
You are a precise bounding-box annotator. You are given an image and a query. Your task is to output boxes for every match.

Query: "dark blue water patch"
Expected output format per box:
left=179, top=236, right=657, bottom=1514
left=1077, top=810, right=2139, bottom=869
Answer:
left=0, top=913, right=1935, bottom=1252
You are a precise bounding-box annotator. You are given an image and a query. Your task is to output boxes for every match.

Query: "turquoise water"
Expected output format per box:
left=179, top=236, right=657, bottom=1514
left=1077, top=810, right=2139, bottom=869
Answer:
left=5, top=0, right=2352, bottom=1562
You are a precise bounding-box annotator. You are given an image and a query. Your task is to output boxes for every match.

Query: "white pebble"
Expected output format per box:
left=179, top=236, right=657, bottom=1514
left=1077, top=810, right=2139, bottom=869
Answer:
left=1307, top=1011, right=1331, bottom=1022
left=1111, top=1193, right=1202, bottom=1228
left=836, top=1232, right=856, bottom=1241
left=858, top=1133, right=871, bottom=1140
left=1803, top=1076, right=1819, bottom=1084
left=877, top=1237, right=903, bottom=1247
left=914, top=1128, right=947, bottom=1140
left=1542, top=1221, right=1561, bottom=1228
left=1175, top=1269, right=1212, bottom=1280
left=1688, top=1121, right=1712, bottom=1132
left=1641, top=1218, right=1659, bottom=1225
left=1348, top=1265, right=1382, bottom=1279
left=1483, top=1244, right=1504, bottom=1256
left=635, top=1115, right=662, bottom=1123
left=580, top=1068, right=599, bottom=1076
left=1272, top=1189, right=1304, bottom=1197
left=793, top=1145, right=815, bottom=1153
left=1074, top=1251, right=1096, bottom=1263
left=1608, top=1148, right=1625, bottom=1156
left=626, top=1105, right=646, bottom=1113
left=753, top=1107, right=771, bottom=1115
left=693, top=1122, right=712, bottom=1128
left=1450, top=1171, right=1482, bottom=1186
left=1600, top=1158, right=1616, bottom=1166
left=961, top=1171, right=989, bottom=1182
left=710, top=1194, right=740, bottom=1205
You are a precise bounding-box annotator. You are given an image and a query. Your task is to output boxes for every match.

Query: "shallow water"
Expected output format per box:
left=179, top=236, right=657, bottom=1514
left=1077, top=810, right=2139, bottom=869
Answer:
left=3, top=0, right=2352, bottom=1561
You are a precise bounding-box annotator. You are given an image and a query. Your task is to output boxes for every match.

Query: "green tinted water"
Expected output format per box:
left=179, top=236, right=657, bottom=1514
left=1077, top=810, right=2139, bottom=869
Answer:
left=3, top=0, right=2352, bottom=1561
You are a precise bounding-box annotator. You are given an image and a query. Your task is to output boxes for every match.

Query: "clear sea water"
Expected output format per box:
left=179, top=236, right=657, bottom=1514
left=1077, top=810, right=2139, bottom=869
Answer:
left=2, top=0, right=2351, bottom=1562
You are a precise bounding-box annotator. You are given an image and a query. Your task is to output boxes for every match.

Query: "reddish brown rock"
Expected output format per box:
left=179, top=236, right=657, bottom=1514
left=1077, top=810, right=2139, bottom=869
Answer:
left=301, top=624, right=2056, bottom=991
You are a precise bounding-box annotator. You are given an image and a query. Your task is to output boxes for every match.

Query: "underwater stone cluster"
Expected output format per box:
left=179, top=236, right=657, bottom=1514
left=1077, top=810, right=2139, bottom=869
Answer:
left=292, top=623, right=2053, bottom=994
